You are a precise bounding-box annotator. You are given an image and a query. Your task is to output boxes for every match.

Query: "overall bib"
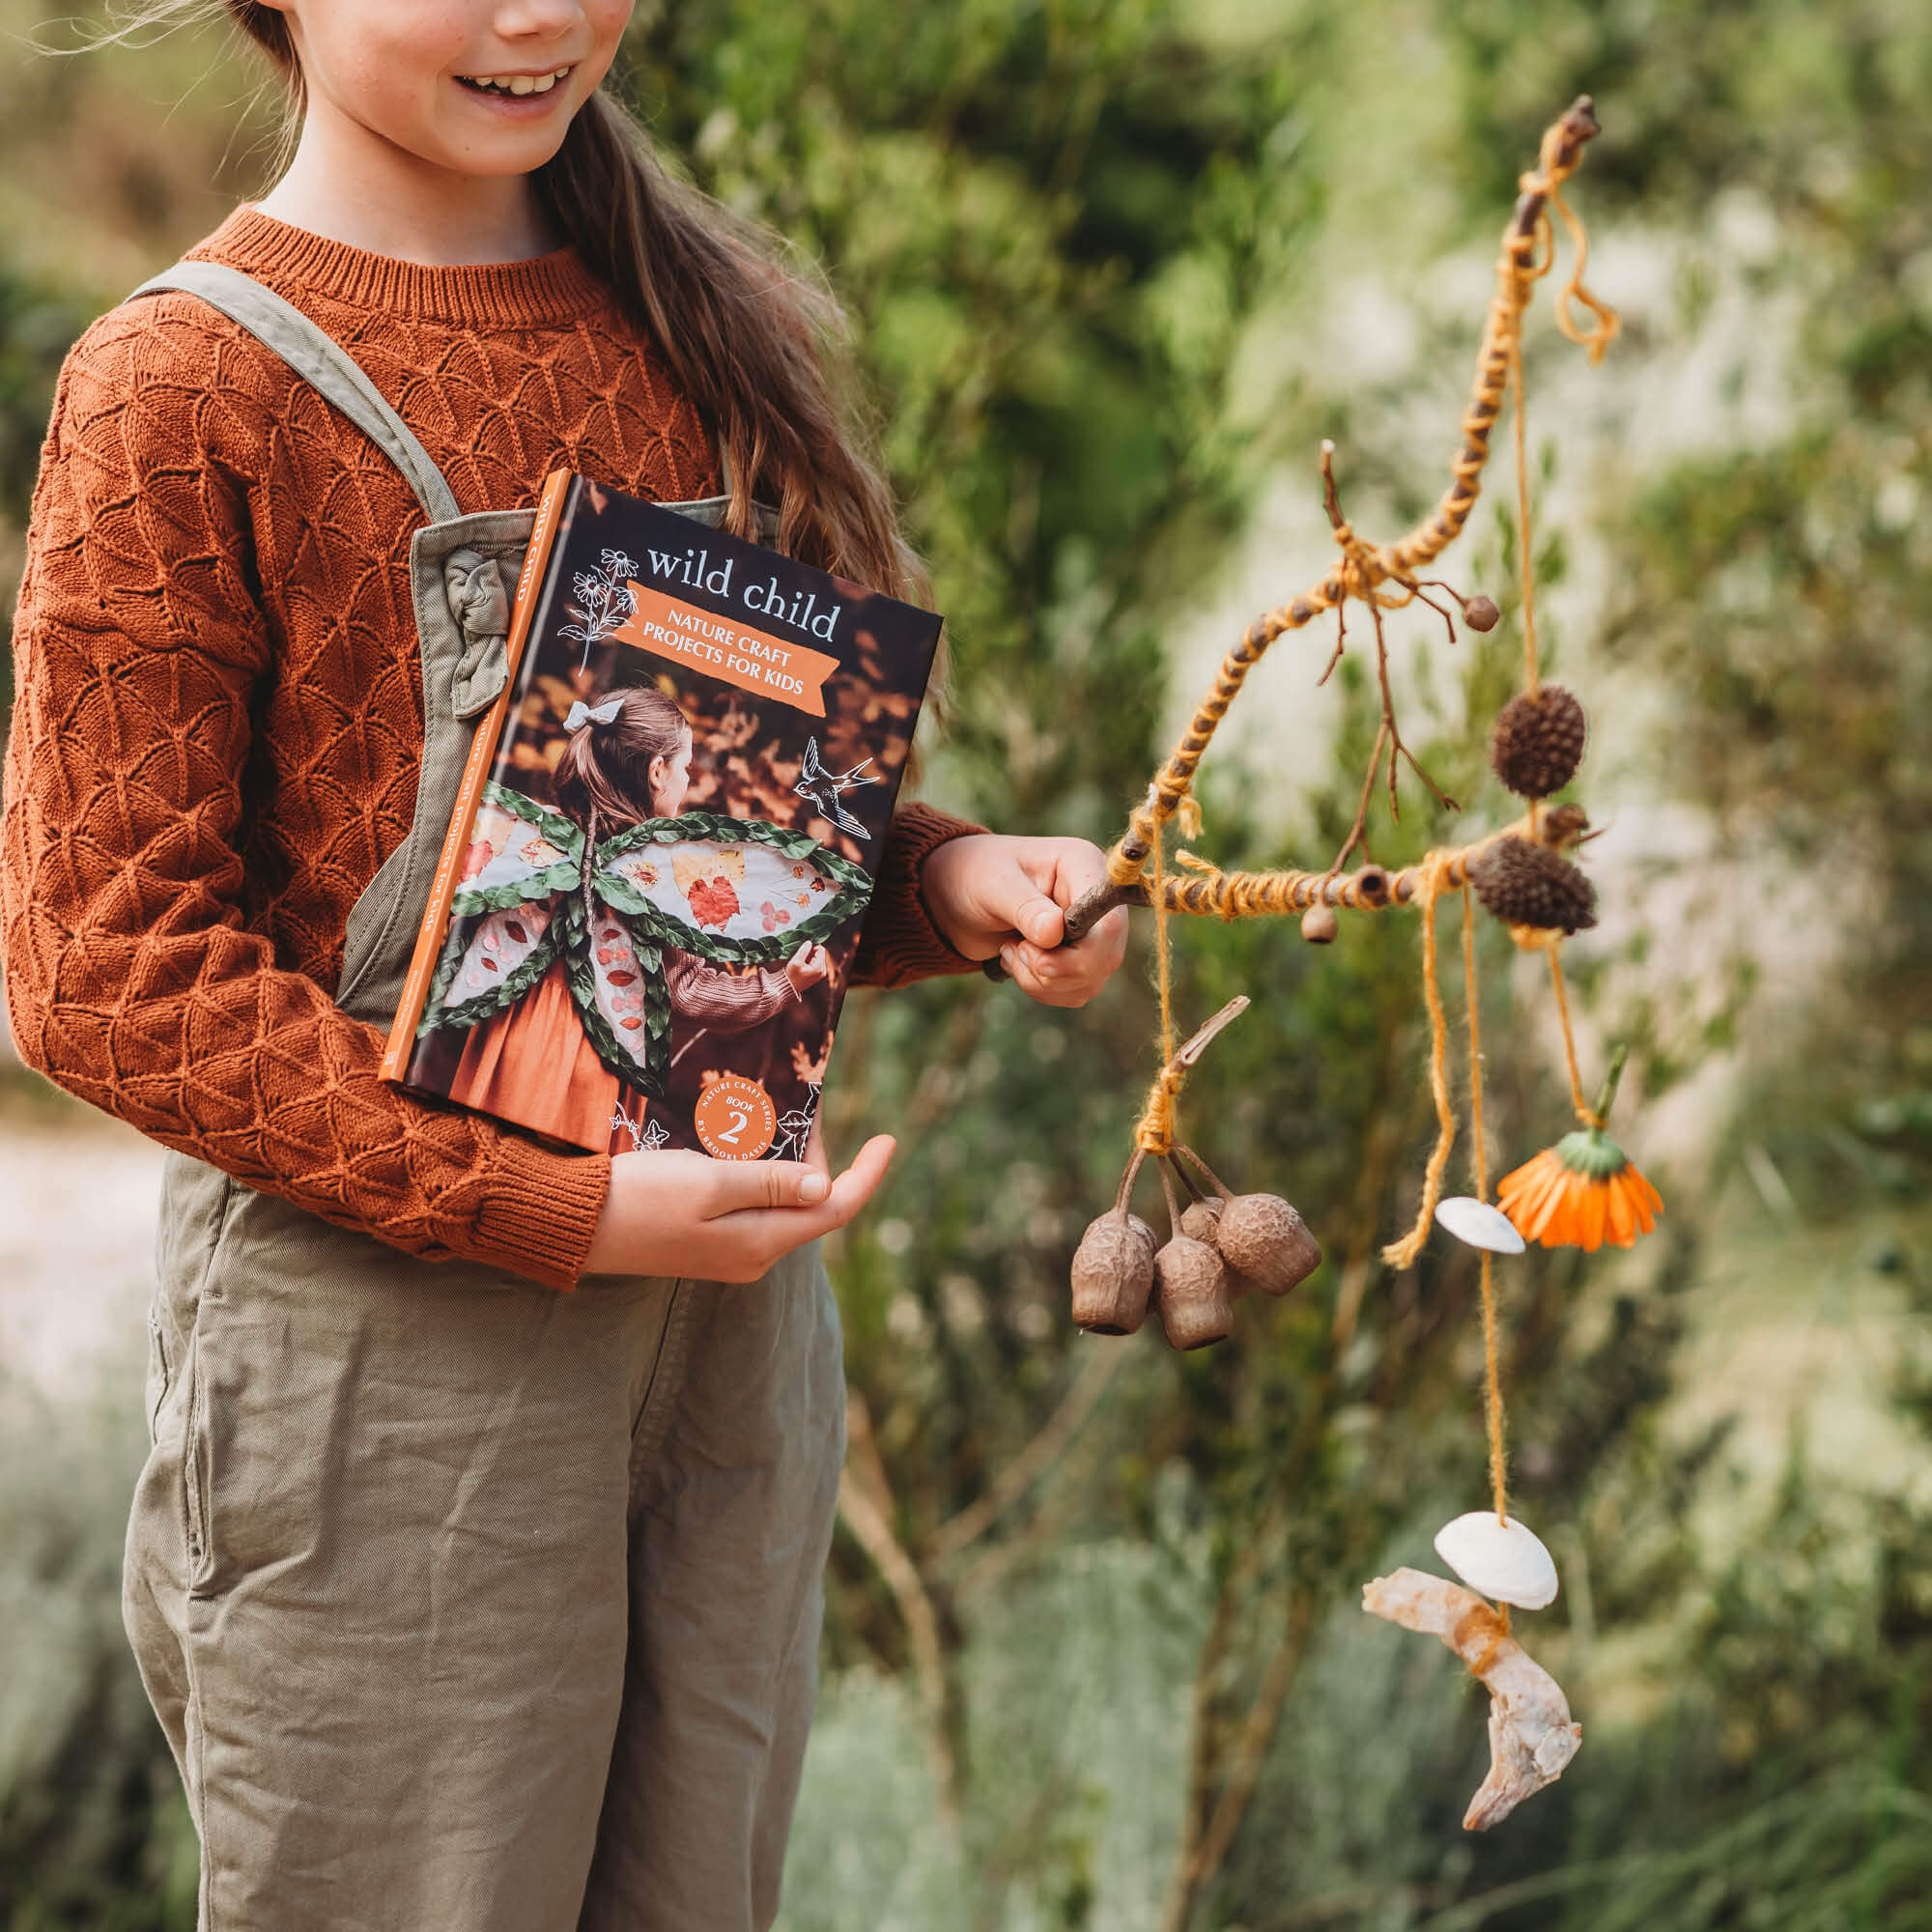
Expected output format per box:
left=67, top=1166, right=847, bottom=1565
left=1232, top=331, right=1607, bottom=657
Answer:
left=117, top=264, right=847, bottom=1932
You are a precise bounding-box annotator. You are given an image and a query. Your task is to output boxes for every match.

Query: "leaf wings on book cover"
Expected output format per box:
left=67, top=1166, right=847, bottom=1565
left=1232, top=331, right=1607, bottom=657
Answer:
left=420, top=783, right=874, bottom=1098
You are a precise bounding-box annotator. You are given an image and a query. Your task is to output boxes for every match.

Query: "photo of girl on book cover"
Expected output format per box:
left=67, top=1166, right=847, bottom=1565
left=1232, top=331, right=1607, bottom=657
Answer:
left=398, top=477, right=939, bottom=1161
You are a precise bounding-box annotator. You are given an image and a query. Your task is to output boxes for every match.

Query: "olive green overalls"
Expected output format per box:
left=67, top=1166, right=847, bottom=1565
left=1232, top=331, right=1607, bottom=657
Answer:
left=118, top=263, right=847, bottom=1932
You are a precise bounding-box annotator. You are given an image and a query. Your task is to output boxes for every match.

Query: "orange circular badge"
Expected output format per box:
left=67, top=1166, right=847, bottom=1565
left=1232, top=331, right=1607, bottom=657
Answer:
left=693, top=1074, right=778, bottom=1160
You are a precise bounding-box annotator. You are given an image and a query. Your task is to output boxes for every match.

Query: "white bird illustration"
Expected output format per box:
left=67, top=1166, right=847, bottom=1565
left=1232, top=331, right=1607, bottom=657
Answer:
left=794, top=737, right=882, bottom=839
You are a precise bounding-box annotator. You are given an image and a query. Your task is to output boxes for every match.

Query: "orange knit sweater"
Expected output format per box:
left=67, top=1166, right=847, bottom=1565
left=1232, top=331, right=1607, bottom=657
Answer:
left=0, top=209, right=980, bottom=1291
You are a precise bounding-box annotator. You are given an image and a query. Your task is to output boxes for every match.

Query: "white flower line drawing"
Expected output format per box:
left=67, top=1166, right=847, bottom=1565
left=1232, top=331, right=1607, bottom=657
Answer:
left=772, top=1084, right=822, bottom=1162
left=610, top=1106, right=670, bottom=1152
left=561, top=549, right=639, bottom=673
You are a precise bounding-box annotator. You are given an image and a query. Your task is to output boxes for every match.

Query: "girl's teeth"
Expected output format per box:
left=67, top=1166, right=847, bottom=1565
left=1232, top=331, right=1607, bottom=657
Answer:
left=467, top=69, right=567, bottom=95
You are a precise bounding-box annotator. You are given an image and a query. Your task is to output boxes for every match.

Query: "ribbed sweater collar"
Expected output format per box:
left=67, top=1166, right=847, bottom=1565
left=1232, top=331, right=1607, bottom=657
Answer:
left=185, top=206, right=610, bottom=327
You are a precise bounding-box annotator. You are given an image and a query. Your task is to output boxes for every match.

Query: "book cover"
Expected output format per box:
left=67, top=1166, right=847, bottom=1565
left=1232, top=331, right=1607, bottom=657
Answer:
left=382, top=471, right=944, bottom=1159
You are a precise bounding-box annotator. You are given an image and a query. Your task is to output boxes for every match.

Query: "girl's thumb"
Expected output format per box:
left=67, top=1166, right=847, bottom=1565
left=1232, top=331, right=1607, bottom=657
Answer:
left=1015, top=893, right=1064, bottom=948
left=722, top=1160, right=829, bottom=1210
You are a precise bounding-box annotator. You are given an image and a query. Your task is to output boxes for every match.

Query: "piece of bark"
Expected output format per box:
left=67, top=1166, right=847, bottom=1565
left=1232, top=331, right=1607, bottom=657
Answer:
left=1361, top=1566, right=1582, bottom=1831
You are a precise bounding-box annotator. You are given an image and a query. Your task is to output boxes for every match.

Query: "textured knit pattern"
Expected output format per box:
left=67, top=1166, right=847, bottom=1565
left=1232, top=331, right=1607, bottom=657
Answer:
left=1, top=209, right=980, bottom=1290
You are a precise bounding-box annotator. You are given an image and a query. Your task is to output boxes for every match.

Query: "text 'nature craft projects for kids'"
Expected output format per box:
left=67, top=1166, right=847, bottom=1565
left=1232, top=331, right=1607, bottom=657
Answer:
left=381, top=470, right=944, bottom=1159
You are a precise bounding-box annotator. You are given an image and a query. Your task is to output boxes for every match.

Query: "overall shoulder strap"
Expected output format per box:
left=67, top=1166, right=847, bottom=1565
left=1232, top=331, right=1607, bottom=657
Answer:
left=126, top=260, right=462, bottom=526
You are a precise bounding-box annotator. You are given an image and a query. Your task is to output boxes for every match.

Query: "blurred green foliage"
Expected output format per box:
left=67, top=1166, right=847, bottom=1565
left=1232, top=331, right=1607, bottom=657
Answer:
left=3, top=0, right=1931, bottom=1927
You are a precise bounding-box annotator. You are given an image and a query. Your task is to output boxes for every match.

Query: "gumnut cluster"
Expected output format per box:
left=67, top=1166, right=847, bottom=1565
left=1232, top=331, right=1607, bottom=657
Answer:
left=1069, top=1143, right=1321, bottom=1350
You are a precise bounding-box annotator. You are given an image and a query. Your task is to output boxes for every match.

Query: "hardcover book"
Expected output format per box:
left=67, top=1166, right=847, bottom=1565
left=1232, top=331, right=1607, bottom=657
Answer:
left=381, top=471, right=945, bottom=1159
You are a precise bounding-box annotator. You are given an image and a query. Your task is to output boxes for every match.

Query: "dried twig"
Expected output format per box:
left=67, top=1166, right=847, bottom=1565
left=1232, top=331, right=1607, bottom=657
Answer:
left=1362, top=1568, right=1582, bottom=1831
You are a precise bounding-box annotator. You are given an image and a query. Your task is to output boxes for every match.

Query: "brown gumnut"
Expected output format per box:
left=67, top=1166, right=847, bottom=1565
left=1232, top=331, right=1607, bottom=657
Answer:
left=1179, top=1196, right=1264, bottom=1299
left=1301, top=904, right=1339, bottom=944
left=1153, top=1236, right=1234, bottom=1350
left=1215, top=1194, right=1321, bottom=1297
left=1464, top=595, right=1500, bottom=632
left=1179, top=1196, right=1222, bottom=1243
left=1069, top=1210, right=1158, bottom=1334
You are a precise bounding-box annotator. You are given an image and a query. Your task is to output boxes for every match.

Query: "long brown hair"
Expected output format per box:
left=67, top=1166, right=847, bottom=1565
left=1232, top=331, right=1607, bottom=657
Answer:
left=98, top=4, right=931, bottom=611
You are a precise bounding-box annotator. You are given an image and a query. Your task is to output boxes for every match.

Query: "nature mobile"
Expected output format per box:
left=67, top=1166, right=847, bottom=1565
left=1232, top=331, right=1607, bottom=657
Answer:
left=1053, top=96, right=1646, bottom=1830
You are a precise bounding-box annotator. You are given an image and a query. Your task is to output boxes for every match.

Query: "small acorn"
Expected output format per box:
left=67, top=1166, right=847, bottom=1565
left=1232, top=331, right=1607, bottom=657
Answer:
left=1215, top=1193, right=1321, bottom=1297
left=1463, top=594, right=1500, bottom=632
left=1489, top=685, right=1587, bottom=799
left=1070, top=1209, right=1158, bottom=1334
left=1153, top=1236, right=1234, bottom=1350
left=1301, top=903, right=1339, bottom=944
left=1468, top=836, right=1597, bottom=934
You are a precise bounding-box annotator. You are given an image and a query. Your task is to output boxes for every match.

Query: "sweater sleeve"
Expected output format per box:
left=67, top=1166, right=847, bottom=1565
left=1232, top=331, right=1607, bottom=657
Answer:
left=849, top=799, right=987, bottom=988
left=0, top=323, right=609, bottom=1292
left=663, top=952, right=795, bottom=1030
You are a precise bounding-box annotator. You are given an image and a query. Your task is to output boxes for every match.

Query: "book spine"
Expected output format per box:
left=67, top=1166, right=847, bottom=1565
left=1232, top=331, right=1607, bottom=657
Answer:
left=379, top=469, right=576, bottom=1082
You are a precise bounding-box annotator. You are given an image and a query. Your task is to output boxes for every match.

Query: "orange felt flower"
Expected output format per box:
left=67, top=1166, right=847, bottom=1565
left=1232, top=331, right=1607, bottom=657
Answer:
left=1496, top=1125, right=1662, bottom=1252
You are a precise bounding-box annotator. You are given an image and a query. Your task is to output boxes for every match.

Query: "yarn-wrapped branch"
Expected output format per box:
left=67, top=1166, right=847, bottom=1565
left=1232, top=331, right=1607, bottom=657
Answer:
left=1063, top=94, right=1614, bottom=952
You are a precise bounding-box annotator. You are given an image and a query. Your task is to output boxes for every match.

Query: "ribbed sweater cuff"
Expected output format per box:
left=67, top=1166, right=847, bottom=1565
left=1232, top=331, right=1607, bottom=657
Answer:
left=472, top=1140, right=612, bottom=1291
left=855, top=803, right=987, bottom=989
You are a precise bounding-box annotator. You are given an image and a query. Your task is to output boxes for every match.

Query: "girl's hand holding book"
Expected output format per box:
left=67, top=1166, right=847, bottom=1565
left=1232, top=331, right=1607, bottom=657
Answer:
left=581, top=1135, right=896, bottom=1282
left=783, top=942, right=833, bottom=998
left=920, top=835, right=1129, bottom=1009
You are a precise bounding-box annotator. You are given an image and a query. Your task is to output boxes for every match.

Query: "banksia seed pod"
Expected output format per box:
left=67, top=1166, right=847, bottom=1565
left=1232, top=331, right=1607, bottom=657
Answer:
left=1469, top=837, right=1597, bottom=934
left=1215, top=1193, right=1321, bottom=1297
left=1153, top=1236, right=1234, bottom=1350
left=1464, top=595, right=1500, bottom=632
left=1489, top=686, right=1587, bottom=798
left=1070, top=1210, right=1158, bottom=1334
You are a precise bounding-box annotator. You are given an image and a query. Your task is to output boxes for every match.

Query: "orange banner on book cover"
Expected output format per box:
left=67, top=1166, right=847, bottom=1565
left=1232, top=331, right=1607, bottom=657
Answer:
left=611, top=584, right=842, bottom=716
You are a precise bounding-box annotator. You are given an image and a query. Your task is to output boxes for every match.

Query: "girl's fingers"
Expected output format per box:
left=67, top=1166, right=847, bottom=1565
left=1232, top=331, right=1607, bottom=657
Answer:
left=709, top=1134, right=897, bottom=1258
left=999, top=938, right=1097, bottom=1009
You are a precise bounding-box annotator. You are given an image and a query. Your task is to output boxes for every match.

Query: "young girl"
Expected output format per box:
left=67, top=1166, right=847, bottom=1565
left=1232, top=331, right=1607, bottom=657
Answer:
left=0, top=4, right=1126, bottom=1927
left=441, top=684, right=833, bottom=1151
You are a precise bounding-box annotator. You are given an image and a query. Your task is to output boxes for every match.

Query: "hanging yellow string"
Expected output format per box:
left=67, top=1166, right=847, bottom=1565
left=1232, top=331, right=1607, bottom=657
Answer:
left=1545, top=944, right=1600, bottom=1126
left=1134, top=798, right=1182, bottom=1155
left=1463, top=886, right=1509, bottom=1529
left=1381, top=853, right=1457, bottom=1267
left=1543, top=150, right=1621, bottom=366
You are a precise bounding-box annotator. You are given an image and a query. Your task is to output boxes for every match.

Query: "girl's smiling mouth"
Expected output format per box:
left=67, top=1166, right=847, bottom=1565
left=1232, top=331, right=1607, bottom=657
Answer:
left=456, top=66, right=574, bottom=99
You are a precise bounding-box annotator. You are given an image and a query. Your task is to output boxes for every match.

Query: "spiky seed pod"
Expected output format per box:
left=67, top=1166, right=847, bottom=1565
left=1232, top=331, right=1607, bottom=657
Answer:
left=1070, top=1211, right=1158, bottom=1334
left=1542, top=802, right=1590, bottom=848
left=1464, top=595, right=1500, bottom=632
left=1469, top=837, right=1597, bottom=934
left=1153, top=1236, right=1234, bottom=1350
left=1489, top=685, right=1587, bottom=798
left=1301, top=904, right=1339, bottom=944
left=1215, top=1194, right=1321, bottom=1297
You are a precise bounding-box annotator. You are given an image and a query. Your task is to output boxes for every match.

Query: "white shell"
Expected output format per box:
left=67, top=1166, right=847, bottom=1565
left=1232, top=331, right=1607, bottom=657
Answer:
left=1433, top=1512, right=1559, bottom=1609
left=1434, top=1196, right=1526, bottom=1255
